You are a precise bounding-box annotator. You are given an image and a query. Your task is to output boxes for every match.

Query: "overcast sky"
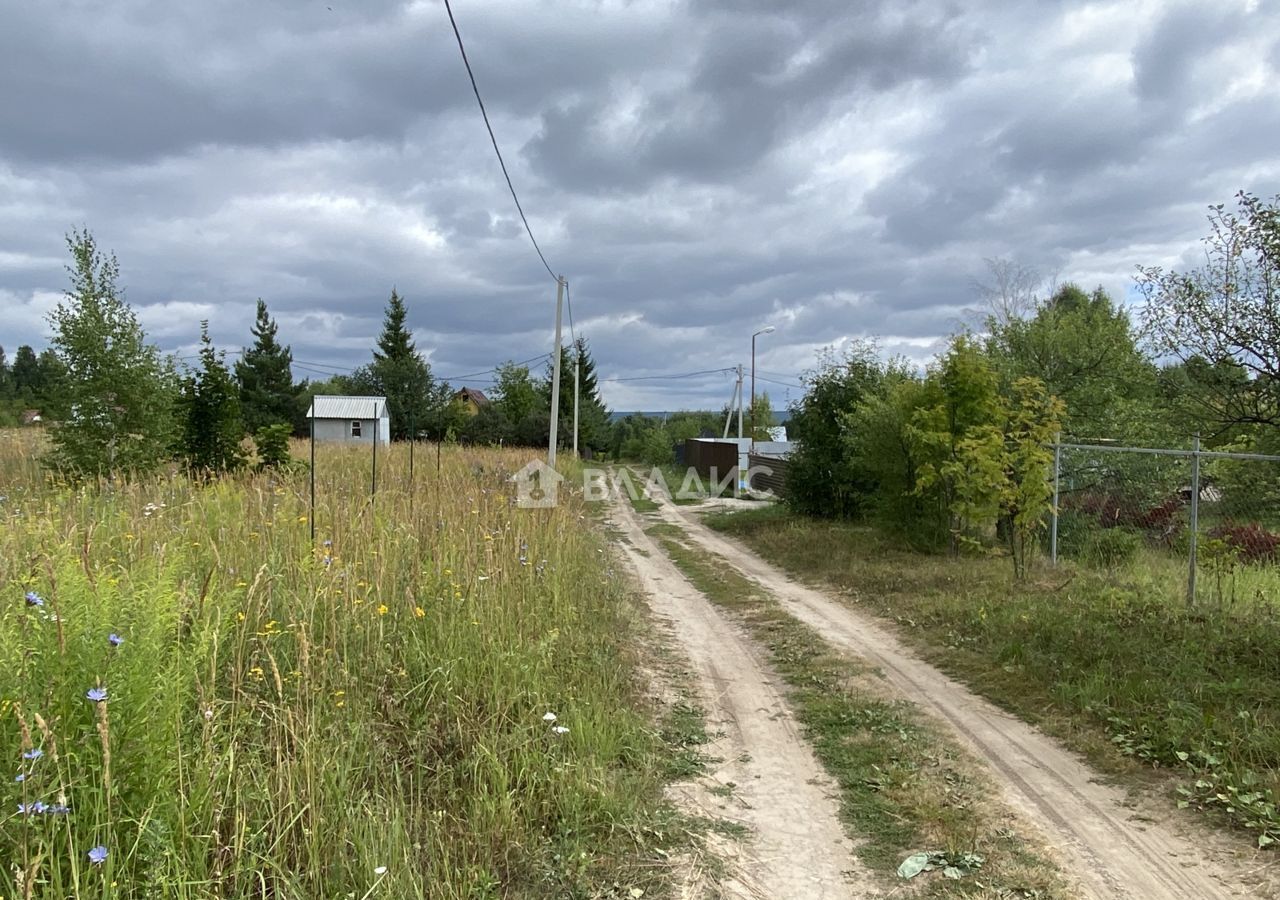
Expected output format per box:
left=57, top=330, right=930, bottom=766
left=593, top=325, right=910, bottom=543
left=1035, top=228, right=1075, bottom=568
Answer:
left=3, top=0, right=1278, bottom=410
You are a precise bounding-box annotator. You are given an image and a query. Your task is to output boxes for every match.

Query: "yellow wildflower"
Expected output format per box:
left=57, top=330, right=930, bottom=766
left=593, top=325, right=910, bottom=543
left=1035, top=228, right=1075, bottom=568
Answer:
left=414, top=606, right=426, bottom=618
left=376, top=604, right=388, bottom=616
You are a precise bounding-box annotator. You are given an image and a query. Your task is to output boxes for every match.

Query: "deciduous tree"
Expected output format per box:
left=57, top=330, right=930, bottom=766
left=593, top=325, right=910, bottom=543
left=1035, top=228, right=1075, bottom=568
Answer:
left=1139, top=191, right=1280, bottom=435
left=46, top=228, right=177, bottom=478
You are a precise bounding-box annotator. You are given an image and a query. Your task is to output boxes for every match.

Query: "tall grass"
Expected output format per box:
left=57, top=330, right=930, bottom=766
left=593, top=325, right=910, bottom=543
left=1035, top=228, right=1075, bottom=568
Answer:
left=2, top=432, right=670, bottom=897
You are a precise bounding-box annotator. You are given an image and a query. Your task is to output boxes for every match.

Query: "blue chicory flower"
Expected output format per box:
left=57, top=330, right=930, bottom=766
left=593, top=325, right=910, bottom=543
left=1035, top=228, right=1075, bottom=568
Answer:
left=21, top=748, right=42, bottom=761
left=108, top=633, right=124, bottom=647
left=88, top=845, right=107, bottom=865
left=86, top=687, right=108, bottom=703
left=14, top=773, right=25, bottom=783
left=24, top=591, right=43, bottom=607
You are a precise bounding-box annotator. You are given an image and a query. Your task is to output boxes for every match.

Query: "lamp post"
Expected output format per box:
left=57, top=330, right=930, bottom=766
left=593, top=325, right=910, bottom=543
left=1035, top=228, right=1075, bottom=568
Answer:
left=750, top=325, right=775, bottom=451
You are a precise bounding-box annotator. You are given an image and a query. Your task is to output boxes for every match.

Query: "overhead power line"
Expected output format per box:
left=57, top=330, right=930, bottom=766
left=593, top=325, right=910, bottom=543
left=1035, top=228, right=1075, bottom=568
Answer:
left=565, top=280, right=576, bottom=345
left=438, top=351, right=551, bottom=382
left=442, top=0, right=557, bottom=283
left=606, top=368, right=736, bottom=383
left=755, top=375, right=804, bottom=390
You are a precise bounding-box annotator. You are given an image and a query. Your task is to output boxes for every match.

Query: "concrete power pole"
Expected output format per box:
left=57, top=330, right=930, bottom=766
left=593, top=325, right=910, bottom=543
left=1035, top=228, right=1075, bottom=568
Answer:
left=548, top=276, right=565, bottom=467
left=736, top=364, right=744, bottom=439
left=572, top=344, right=580, bottom=458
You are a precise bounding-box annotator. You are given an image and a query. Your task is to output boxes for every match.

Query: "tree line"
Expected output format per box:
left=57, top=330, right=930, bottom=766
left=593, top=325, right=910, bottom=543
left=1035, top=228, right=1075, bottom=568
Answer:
left=16, top=228, right=612, bottom=479
left=784, top=191, right=1280, bottom=573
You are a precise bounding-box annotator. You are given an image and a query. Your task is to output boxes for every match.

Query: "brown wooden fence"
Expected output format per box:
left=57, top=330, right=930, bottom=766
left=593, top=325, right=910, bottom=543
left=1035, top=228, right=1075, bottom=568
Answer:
left=685, top=439, right=739, bottom=481
left=748, top=453, right=788, bottom=497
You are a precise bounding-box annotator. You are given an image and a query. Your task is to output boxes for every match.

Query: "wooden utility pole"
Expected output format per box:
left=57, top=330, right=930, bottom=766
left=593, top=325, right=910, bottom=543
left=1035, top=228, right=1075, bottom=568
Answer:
left=547, top=276, right=565, bottom=467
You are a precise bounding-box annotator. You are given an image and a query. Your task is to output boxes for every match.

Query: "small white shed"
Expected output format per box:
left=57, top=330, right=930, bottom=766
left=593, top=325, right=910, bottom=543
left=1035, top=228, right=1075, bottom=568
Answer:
left=306, top=395, right=390, bottom=445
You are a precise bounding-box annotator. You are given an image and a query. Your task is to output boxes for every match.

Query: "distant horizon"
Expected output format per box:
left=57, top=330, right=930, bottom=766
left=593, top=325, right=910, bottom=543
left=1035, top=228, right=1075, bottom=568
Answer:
left=608, top=410, right=791, bottom=423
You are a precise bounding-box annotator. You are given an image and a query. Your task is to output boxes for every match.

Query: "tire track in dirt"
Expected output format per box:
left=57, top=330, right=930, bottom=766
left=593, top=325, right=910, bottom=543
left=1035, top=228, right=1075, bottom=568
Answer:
left=660, top=500, right=1273, bottom=899
left=610, top=498, right=868, bottom=899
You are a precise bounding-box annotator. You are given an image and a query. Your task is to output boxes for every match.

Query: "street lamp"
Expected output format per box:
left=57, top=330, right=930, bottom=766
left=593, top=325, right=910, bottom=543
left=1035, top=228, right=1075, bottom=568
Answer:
left=751, top=325, right=775, bottom=451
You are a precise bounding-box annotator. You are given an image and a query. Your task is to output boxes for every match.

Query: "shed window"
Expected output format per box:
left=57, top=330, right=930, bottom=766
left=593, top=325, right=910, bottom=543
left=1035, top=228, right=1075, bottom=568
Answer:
left=351, top=420, right=362, bottom=438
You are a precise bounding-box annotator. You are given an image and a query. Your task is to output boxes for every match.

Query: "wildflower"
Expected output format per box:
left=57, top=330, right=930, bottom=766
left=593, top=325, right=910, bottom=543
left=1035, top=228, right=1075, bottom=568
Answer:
left=14, top=773, right=25, bottom=782
left=413, top=606, right=426, bottom=618
left=47, top=803, right=70, bottom=815
left=203, top=707, right=214, bottom=721
left=376, top=604, right=388, bottom=616
left=322, top=555, right=333, bottom=567
left=374, top=866, right=388, bottom=876
left=86, top=687, right=108, bottom=703
left=24, top=591, right=43, bottom=607
left=323, top=539, right=333, bottom=548
left=542, top=712, right=557, bottom=723
left=551, top=725, right=570, bottom=735
left=21, top=748, right=42, bottom=761
left=88, top=845, right=108, bottom=865
left=108, top=633, right=124, bottom=648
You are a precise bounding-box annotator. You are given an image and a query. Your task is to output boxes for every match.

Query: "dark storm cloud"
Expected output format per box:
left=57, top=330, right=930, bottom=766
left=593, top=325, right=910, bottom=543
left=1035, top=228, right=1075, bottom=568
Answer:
left=523, top=0, right=976, bottom=191
left=2, top=0, right=1279, bottom=409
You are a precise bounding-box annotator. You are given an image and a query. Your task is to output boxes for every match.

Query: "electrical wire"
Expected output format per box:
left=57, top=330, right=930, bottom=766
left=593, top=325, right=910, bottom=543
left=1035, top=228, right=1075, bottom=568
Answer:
left=438, top=351, right=551, bottom=381
left=565, top=280, right=576, bottom=346
left=606, top=367, right=736, bottom=383
left=442, top=0, right=558, bottom=283
left=755, top=375, right=804, bottom=390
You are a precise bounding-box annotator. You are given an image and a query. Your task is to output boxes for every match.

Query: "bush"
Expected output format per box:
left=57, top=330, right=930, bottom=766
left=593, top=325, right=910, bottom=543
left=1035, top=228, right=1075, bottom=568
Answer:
left=1085, top=527, right=1141, bottom=568
left=254, top=423, right=294, bottom=469
left=1207, top=521, right=1280, bottom=565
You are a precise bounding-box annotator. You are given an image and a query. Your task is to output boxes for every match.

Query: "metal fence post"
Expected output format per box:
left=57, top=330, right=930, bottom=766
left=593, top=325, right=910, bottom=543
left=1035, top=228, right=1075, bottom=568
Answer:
left=1187, top=433, right=1200, bottom=607
left=1050, top=432, right=1061, bottom=566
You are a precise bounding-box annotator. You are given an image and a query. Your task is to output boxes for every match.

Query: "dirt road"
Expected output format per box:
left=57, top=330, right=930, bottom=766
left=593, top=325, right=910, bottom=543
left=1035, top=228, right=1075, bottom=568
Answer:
left=611, top=499, right=866, bottom=899
left=657, top=499, right=1274, bottom=900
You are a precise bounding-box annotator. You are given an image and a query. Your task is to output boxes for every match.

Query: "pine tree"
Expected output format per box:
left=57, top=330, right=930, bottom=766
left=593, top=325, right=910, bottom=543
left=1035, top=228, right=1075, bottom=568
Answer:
left=47, top=228, right=177, bottom=478
left=178, top=323, right=246, bottom=473
left=11, top=346, right=41, bottom=407
left=0, top=346, right=13, bottom=425
left=542, top=337, right=611, bottom=452
left=234, top=299, right=295, bottom=433
left=367, top=288, right=440, bottom=440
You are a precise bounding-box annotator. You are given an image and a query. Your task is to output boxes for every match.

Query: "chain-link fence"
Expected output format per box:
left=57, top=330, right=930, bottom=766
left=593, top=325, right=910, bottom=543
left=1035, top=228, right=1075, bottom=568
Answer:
left=1050, top=438, right=1280, bottom=607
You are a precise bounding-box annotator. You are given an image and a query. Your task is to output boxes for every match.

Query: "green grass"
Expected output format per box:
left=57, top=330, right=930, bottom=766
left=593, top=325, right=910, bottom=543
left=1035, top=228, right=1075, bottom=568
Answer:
left=629, top=494, right=660, bottom=513
left=1, top=431, right=682, bottom=898
left=706, top=505, right=1280, bottom=847
left=649, top=527, right=1066, bottom=896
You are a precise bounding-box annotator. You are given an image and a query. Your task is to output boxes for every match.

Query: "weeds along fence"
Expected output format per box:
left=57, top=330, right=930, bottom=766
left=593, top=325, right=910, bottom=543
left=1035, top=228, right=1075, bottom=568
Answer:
left=1050, top=438, right=1280, bottom=607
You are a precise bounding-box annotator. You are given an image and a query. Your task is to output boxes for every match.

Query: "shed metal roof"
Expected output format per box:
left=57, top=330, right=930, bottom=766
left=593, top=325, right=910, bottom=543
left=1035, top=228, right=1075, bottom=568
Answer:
left=306, top=395, right=387, bottom=419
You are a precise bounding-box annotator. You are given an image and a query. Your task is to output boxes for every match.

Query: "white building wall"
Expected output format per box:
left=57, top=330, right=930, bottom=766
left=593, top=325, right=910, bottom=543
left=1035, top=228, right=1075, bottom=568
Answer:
left=312, top=417, right=388, bottom=445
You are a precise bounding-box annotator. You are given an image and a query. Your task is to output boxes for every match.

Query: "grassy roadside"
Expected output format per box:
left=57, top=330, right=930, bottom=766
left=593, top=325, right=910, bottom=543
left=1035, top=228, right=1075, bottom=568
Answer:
left=0, top=432, right=687, bottom=898
left=705, top=505, right=1280, bottom=848
left=644, top=521, right=1068, bottom=897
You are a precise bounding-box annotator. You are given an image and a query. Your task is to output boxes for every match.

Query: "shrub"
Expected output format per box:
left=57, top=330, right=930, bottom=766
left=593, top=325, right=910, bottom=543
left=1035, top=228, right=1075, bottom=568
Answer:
left=1085, top=527, right=1140, bottom=567
left=254, top=423, right=294, bottom=469
left=1207, top=522, right=1280, bottom=565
